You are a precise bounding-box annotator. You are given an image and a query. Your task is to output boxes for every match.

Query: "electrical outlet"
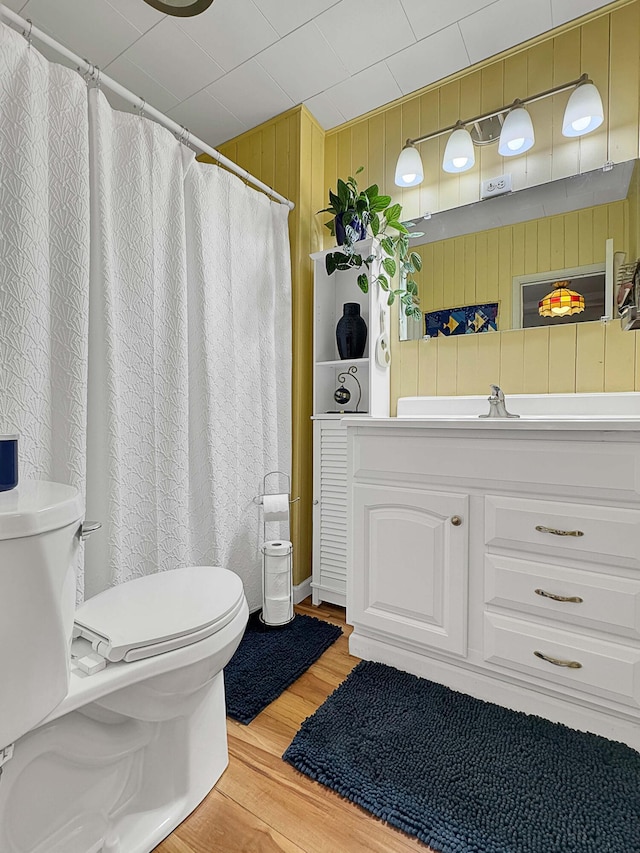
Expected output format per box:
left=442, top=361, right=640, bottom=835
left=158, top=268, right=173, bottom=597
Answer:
left=481, top=174, right=512, bottom=199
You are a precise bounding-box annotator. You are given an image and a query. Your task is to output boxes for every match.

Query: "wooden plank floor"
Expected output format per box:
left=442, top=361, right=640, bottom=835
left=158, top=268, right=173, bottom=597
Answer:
left=155, top=600, right=432, bottom=853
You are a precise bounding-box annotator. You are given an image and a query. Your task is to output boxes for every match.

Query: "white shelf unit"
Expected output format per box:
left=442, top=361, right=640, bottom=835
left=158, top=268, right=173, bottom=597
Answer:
left=311, top=240, right=390, bottom=606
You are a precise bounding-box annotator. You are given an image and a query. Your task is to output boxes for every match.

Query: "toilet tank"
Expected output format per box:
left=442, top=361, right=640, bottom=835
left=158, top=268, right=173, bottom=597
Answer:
left=0, top=481, right=84, bottom=748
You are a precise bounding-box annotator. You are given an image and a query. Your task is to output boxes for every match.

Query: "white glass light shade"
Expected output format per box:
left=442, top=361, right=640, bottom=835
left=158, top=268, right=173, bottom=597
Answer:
left=442, top=127, right=475, bottom=173
left=394, top=144, right=424, bottom=187
left=562, top=82, right=604, bottom=137
left=498, top=106, right=535, bottom=156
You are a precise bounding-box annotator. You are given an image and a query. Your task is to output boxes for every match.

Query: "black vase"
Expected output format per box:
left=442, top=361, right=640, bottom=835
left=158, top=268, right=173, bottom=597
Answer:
left=336, top=303, right=367, bottom=359
left=335, top=214, right=367, bottom=246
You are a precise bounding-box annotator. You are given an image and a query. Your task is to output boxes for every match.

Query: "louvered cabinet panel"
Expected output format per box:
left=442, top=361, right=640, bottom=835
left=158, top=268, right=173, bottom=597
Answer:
left=312, top=419, right=349, bottom=605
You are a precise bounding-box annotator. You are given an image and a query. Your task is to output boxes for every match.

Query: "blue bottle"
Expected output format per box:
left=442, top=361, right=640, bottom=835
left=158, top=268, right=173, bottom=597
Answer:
left=0, top=435, right=18, bottom=491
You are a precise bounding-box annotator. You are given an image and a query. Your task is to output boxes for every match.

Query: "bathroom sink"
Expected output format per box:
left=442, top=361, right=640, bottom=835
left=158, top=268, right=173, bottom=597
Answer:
left=396, top=392, right=640, bottom=421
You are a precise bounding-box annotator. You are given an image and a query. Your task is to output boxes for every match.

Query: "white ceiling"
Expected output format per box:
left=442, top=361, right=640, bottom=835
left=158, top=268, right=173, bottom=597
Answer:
left=3, top=0, right=613, bottom=149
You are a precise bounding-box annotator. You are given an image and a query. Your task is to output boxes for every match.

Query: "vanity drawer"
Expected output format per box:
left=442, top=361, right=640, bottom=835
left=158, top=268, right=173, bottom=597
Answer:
left=484, top=553, right=640, bottom=640
left=485, top=495, right=640, bottom=569
left=484, top=612, right=640, bottom=710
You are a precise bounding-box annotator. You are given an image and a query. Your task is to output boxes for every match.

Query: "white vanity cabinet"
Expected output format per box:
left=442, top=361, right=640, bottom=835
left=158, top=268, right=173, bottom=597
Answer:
left=346, top=412, right=640, bottom=750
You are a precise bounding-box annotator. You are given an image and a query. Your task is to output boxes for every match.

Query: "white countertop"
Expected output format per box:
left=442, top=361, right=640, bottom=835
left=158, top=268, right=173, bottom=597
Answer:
left=342, top=415, right=640, bottom=431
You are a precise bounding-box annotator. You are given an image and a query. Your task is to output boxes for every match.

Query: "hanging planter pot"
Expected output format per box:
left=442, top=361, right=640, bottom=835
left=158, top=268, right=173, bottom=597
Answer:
left=334, top=213, right=367, bottom=247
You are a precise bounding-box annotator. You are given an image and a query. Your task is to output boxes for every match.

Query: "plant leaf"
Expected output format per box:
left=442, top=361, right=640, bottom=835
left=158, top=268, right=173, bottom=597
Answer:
left=370, top=195, right=391, bottom=212
left=329, top=191, right=343, bottom=211
left=370, top=213, right=380, bottom=236
left=382, top=257, right=397, bottom=278
left=380, top=237, right=394, bottom=256
left=357, top=273, right=369, bottom=293
left=325, top=253, right=337, bottom=275
left=336, top=179, right=350, bottom=206
left=410, top=251, right=422, bottom=271
left=385, top=203, right=402, bottom=222
left=387, top=291, right=395, bottom=306
left=378, top=274, right=389, bottom=291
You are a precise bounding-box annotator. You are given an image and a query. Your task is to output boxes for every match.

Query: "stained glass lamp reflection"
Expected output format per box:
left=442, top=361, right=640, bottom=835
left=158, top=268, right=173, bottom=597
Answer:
left=538, top=281, right=585, bottom=317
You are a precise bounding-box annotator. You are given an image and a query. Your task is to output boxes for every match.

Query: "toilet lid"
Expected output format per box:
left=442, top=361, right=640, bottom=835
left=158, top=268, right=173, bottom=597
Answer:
left=74, top=566, right=245, bottom=663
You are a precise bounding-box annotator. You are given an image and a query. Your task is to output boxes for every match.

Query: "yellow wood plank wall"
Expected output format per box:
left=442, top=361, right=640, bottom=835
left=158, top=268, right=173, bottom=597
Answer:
left=196, top=0, right=640, bottom=578
left=199, top=106, right=324, bottom=585
left=323, top=0, right=640, bottom=411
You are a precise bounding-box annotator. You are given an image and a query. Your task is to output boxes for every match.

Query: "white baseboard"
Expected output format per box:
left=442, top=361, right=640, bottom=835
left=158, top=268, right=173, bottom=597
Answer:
left=294, top=576, right=312, bottom=605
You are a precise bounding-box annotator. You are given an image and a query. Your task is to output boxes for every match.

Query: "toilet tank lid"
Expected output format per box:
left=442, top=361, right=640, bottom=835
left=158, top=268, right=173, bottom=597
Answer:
left=0, top=480, right=84, bottom=540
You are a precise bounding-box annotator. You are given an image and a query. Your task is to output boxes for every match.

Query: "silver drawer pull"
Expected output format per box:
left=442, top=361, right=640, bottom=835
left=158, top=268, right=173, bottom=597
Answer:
left=534, top=650, right=582, bottom=669
left=535, top=588, right=583, bottom=604
left=535, top=525, right=584, bottom=537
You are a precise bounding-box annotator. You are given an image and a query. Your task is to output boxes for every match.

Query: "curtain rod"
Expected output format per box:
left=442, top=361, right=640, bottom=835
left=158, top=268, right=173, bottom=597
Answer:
left=0, top=4, right=295, bottom=210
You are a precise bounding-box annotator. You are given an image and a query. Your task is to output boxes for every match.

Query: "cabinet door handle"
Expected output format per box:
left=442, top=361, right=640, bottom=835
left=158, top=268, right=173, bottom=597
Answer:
left=451, top=516, right=463, bottom=527
left=535, top=525, right=584, bottom=537
left=534, top=650, right=582, bottom=669
left=535, top=588, right=583, bottom=604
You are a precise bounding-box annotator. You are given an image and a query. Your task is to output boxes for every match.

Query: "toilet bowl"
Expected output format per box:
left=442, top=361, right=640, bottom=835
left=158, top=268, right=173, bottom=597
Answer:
left=0, top=481, right=249, bottom=853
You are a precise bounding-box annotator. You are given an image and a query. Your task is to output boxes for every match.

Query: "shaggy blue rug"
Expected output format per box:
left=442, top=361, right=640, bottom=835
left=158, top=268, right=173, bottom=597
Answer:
left=284, top=661, right=640, bottom=853
left=225, top=613, right=342, bottom=724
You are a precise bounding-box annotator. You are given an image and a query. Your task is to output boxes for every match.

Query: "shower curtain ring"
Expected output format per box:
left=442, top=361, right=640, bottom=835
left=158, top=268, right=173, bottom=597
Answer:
left=81, top=62, right=94, bottom=86
left=137, top=98, right=146, bottom=116
left=94, top=67, right=101, bottom=89
left=22, top=19, right=33, bottom=46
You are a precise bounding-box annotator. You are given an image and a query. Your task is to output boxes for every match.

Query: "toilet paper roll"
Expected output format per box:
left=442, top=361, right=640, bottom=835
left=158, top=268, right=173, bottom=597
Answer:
left=262, top=493, right=289, bottom=522
left=265, top=571, right=290, bottom=598
left=263, top=596, right=293, bottom=625
left=262, top=540, right=292, bottom=574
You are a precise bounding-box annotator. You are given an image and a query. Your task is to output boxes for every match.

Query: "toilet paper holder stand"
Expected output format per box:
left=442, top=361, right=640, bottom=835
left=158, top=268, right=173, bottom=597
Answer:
left=253, top=470, right=300, bottom=512
left=256, top=471, right=298, bottom=628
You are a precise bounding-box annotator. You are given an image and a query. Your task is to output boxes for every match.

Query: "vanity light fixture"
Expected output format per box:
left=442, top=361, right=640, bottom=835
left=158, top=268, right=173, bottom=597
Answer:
left=142, top=0, right=215, bottom=16
left=395, top=74, right=603, bottom=187
left=395, top=141, right=424, bottom=187
left=562, top=79, right=604, bottom=137
left=538, top=281, right=585, bottom=317
left=442, top=122, right=475, bottom=173
left=498, top=102, right=535, bottom=156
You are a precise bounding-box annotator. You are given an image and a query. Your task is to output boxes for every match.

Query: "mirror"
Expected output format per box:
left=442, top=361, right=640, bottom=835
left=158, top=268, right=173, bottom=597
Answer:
left=399, top=159, right=639, bottom=341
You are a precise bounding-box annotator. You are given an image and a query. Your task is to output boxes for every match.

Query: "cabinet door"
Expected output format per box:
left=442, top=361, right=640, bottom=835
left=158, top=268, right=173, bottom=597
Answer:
left=350, top=484, right=469, bottom=656
left=312, top=420, right=348, bottom=606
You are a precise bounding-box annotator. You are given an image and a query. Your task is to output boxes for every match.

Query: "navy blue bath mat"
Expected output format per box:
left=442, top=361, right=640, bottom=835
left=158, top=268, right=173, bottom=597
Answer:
left=283, top=660, right=640, bottom=853
left=225, top=612, right=342, bottom=724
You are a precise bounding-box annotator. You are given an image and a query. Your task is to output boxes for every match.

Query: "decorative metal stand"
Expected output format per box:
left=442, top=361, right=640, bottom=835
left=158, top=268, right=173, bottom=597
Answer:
left=334, top=365, right=362, bottom=413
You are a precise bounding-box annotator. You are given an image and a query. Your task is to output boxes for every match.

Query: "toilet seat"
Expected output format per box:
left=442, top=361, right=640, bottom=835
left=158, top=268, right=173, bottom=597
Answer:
left=73, top=566, right=245, bottom=663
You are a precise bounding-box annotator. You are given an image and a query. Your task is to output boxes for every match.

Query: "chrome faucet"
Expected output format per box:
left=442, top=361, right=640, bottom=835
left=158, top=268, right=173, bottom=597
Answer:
left=479, top=384, right=520, bottom=419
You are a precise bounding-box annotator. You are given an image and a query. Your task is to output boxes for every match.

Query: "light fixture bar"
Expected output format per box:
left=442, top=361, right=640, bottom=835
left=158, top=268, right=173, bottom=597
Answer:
left=405, top=74, right=590, bottom=149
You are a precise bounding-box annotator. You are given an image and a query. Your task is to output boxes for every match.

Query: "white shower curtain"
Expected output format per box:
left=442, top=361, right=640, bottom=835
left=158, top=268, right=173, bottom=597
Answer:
left=0, top=22, right=292, bottom=609
left=184, top=161, right=291, bottom=610
left=0, top=25, right=90, bottom=490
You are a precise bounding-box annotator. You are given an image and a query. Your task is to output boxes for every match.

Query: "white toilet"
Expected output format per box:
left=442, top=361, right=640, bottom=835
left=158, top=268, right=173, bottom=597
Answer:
left=0, top=480, right=249, bottom=853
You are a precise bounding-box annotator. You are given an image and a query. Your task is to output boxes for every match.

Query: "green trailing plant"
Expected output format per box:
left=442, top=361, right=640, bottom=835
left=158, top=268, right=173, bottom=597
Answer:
left=318, top=167, right=423, bottom=319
